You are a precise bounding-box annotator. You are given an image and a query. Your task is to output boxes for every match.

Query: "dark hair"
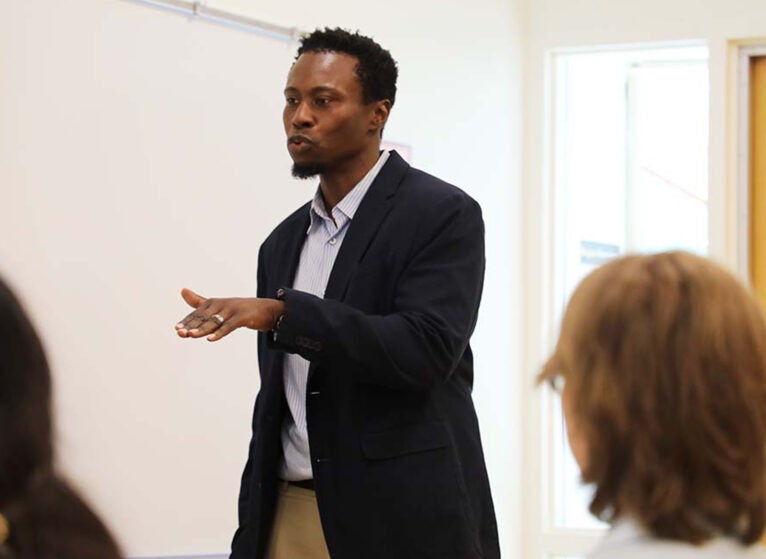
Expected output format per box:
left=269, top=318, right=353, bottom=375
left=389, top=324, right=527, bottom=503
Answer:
left=1, top=473, right=122, bottom=559
left=0, top=277, right=121, bottom=559
left=539, top=251, right=766, bottom=546
left=0, top=278, right=52, bottom=501
left=297, top=27, right=398, bottom=107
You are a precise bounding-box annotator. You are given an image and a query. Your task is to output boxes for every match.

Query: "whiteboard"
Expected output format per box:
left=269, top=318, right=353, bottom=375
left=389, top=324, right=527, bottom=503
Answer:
left=0, top=0, right=309, bottom=555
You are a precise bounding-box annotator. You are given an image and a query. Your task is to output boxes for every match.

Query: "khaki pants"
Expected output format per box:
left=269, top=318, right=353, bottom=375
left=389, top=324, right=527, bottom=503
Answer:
left=267, top=482, right=331, bottom=559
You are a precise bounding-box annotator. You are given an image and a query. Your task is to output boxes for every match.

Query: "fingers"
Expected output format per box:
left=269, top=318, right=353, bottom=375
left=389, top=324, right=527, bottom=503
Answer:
left=175, top=293, right=214, bottom=336
left=206, top=318, right=237, bottom=342
left=174, top=297, right=261, bottom=341
left=185, top=311, right=230, bottom=339
left=176, top=315, right=202, bottom=337
left=174, top=297, right=241, bottom=341
left=175, top=308, right=211, bottom=336
left=181, top=287, right=206, bottom=308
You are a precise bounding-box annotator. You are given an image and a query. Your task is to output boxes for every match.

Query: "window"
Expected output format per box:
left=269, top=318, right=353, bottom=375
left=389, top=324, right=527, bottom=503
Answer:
left=534, top=43, right=709, bottom=558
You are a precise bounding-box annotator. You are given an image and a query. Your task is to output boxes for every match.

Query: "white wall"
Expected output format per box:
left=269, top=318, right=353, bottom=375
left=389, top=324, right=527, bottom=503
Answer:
left=0, top=0, right=524, bottom=556
left=522, top=0, right=766, bottom=556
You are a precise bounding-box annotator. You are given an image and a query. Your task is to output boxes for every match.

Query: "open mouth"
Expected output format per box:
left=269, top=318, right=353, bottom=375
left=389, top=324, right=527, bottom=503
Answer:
left=288, top=135, right=313, bottom=149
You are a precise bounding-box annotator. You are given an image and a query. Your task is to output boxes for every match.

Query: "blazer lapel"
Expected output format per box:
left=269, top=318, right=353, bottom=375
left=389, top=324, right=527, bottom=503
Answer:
left=274, top=203, right=311, bottom=292
left=265, top=204, right=310, bottom=388
left=323, top=151, right=410, bottom=302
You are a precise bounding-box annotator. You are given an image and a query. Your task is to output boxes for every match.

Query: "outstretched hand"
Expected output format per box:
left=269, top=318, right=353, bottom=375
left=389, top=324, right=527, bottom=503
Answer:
left=175, top=287, right=285, bottom=342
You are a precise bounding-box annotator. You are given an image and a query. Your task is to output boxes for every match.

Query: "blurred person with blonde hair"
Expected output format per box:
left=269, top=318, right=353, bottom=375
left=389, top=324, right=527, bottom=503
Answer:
left=0, top=275, right=122, bottom=559
left=539, top=251, right=766, bottom=558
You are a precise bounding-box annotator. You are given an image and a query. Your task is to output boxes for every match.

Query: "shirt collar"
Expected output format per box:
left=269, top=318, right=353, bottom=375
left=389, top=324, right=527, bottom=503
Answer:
left=307, top=150, right=390, bottom=231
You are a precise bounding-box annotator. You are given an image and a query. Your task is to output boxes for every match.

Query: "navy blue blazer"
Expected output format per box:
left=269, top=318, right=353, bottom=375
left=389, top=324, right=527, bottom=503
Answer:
left=230, top=151, right=499, bottom=559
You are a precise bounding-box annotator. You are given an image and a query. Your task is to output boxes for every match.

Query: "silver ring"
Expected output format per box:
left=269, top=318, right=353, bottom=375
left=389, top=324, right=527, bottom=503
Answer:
left=211, top=313, right=225, bottom=326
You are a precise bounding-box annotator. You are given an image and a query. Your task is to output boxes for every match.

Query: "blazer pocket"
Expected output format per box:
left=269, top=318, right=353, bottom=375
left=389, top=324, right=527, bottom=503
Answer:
left=360, top=420, right=449, bottom=460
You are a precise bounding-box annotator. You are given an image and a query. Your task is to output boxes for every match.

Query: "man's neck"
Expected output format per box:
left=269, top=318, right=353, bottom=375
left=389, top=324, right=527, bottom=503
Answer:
left=319, top=147, right=381, bottom=212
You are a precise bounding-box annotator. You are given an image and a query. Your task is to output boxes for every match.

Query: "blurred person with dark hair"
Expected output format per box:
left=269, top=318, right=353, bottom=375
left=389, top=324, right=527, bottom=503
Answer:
left=175, top=27, right=498, bottom=559
left=0, top=276, right=122, bottom=559
left=539, top=251, right=766, bottom=558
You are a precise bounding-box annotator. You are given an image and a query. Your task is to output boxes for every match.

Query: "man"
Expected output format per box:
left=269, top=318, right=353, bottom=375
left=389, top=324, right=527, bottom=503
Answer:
left=175, top=28, right=499, bottom=559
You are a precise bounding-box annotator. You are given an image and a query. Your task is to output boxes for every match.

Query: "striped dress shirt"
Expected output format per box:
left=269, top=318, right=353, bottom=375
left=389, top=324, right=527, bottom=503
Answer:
left=279, top=150, right=390, bottom=481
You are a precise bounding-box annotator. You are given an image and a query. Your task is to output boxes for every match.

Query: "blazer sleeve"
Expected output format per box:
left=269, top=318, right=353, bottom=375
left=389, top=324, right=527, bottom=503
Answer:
left=269, top=192, right=485, bottom=392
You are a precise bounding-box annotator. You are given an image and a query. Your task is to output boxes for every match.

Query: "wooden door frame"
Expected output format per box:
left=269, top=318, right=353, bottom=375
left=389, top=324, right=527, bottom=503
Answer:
left=735, top=44, right=766, bottom=282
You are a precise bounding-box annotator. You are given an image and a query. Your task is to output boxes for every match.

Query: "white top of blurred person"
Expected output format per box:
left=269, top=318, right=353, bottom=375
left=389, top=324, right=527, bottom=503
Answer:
left=589, top=518, right=766, bottom=559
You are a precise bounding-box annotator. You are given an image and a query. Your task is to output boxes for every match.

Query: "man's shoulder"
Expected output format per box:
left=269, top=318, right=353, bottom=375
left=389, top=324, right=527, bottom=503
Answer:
left=377, top=150, right=476, bottom=205
left=401, top=163, right=468, bottom=196
left=398, top=164, right=478, bottom=210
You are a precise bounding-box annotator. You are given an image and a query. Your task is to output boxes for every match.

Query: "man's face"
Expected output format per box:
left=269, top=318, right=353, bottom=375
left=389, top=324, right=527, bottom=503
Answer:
left=283, top=51, right=381, bottom=178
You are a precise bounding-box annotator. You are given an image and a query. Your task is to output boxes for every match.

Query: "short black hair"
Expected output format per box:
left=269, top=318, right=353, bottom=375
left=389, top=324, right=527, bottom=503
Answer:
left=297, top=27, right=398, bottom=107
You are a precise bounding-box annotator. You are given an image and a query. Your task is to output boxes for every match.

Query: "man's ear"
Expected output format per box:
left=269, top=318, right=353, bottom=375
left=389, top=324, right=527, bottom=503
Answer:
left=370, top=100, right=392, bottom=133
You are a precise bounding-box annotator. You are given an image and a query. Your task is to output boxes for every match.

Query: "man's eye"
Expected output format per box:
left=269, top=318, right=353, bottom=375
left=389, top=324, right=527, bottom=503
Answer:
left=285, top=97, right=299, bottom=105
left=315, top=98, right=332, bottom=106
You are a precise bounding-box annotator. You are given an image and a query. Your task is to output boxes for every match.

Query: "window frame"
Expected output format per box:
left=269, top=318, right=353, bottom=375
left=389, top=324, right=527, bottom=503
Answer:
left=523, top=40, right=712, bottom=559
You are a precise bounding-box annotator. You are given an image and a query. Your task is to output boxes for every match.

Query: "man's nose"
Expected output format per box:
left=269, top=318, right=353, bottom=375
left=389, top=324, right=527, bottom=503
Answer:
left=291, top=102, right=314, bottom=128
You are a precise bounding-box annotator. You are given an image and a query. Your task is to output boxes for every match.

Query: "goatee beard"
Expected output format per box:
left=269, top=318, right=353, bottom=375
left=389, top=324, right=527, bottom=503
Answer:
left=292, top=162, right=326, bottom=179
